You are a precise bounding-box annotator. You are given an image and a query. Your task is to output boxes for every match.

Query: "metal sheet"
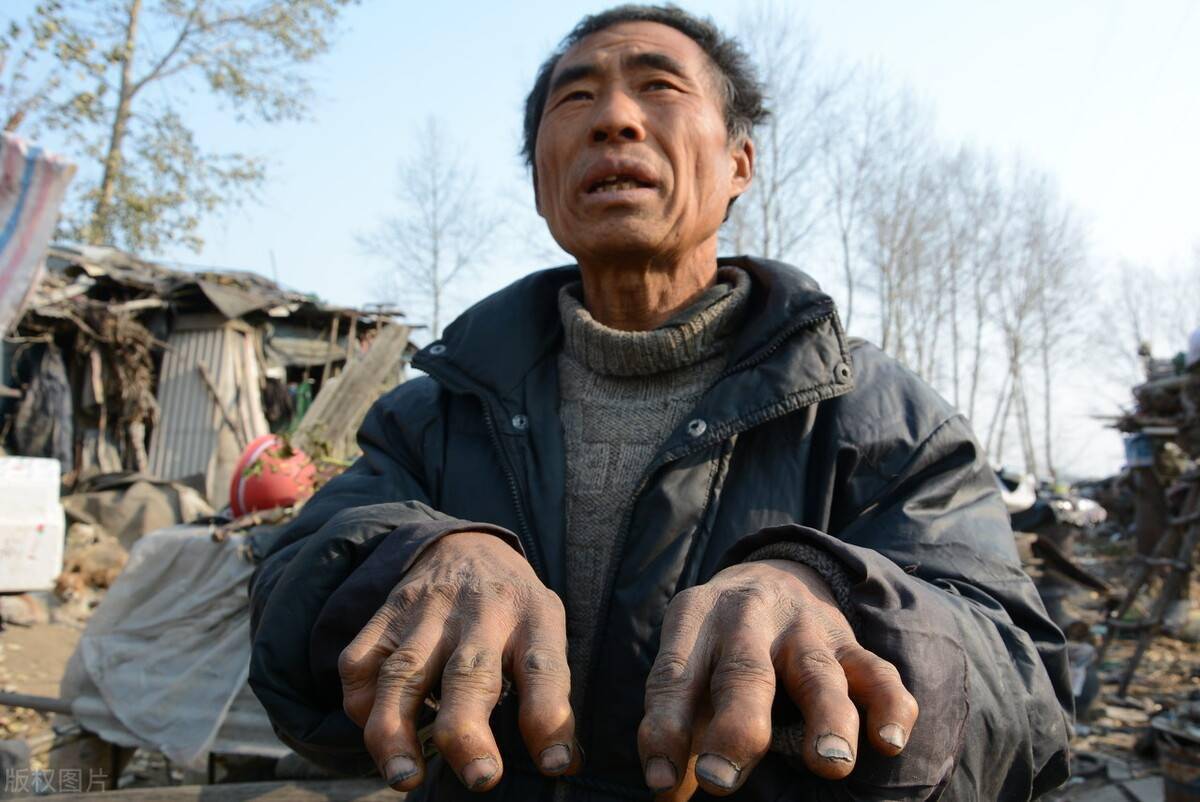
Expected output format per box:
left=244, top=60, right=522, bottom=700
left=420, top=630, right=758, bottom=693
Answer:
left=147, top=327, right=226, bottom=484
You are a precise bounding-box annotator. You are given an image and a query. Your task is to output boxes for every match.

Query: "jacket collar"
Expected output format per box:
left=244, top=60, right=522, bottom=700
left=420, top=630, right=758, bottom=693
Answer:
left=413, top=255, right=850, bottom=404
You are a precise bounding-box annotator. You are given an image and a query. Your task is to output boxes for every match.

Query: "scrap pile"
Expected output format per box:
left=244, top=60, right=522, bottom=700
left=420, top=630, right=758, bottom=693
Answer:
left=1, top=242, right=415, bottom=622
left=0, top=242, right=415, bottom=786
left=3, top=244, right=411, bottom=503
left=1039, top=341, right=1200, bottom=800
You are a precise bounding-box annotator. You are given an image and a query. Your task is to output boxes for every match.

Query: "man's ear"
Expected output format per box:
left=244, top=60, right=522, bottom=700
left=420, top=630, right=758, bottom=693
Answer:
left=532, top=165, right=544, bottom=217
left=729, top=136, right=754, bottom=201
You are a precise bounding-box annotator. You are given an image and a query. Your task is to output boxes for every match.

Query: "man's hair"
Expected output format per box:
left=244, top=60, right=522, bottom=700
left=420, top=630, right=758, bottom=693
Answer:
left=521, top=4, right=769, bottom=168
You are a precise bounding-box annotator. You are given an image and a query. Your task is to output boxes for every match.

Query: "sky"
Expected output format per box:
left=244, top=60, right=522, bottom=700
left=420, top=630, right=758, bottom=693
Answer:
left=12, top=0, right=1200, bottom=477
left=154, top=0, right=1200, bottom=297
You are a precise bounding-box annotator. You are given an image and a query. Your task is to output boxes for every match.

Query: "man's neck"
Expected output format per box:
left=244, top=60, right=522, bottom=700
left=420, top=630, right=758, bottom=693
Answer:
left=576, top=242, right=719, bottom=331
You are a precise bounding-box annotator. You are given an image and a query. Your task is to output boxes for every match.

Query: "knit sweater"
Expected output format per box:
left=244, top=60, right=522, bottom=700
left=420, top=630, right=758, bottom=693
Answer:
left=556, top=267, right=751, bottom=713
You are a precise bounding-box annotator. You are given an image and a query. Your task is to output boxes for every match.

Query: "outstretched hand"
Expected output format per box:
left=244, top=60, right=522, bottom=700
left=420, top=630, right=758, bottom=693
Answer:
left=638, top=559, right=919, bottom=797
left=338, top=531, right=579, bottom=793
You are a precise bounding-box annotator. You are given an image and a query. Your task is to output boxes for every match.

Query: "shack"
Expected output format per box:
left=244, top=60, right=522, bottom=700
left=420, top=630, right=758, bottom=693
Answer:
left=1, top=243, right=411, bottom=508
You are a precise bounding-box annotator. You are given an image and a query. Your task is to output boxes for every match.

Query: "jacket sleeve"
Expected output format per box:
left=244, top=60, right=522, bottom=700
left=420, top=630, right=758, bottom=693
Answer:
left=723, top=354, right=1072, bottom=801
left=247, top=378, right=519, bottom=773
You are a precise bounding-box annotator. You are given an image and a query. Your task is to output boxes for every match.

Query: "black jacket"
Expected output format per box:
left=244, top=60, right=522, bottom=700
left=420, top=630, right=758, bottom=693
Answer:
left=248, top=257, right=1072, bottom=801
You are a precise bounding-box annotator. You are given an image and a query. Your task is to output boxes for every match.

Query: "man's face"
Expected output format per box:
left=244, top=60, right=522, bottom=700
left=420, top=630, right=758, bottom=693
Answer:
left=534, top=21, right=754, bottom=264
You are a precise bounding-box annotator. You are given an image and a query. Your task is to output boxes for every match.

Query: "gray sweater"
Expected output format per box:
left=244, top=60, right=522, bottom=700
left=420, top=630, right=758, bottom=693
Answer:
left=556, top=267, right=751, bottom=711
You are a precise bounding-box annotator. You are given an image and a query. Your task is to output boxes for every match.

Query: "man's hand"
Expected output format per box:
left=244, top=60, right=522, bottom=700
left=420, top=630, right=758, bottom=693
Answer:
left=638, top=560, right=918, bottom=797
left=338, top=532, right=579, bottom=793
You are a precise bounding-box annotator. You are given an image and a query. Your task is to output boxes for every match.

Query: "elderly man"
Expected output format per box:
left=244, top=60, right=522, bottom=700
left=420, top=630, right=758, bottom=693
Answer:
left=249, top=6, right=1071, bottom=800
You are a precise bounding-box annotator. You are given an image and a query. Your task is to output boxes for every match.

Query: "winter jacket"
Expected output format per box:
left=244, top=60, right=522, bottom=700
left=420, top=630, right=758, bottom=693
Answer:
left=248, top=256, right=1072, bottom=801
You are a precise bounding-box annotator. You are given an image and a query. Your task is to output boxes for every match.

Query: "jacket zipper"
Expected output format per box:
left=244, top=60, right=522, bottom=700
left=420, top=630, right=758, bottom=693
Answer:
left=580, top=305, right=845, bottom=728
left=479, top=400, right=546, bottom=579
left=415, top=357, right=547, bottom=580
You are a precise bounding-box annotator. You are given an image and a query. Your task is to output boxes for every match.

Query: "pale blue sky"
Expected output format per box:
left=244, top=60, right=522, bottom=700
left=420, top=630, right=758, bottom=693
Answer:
left=153, top=0, right=1199, bottom=312
left=11, top=0, right=1200, bottom=476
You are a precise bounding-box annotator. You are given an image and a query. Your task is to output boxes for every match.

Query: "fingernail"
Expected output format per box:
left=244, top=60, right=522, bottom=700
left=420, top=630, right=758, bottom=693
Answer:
left=816, top=734, right=854, bottom=763
left=695, top=753, right=741, bottom=790
left=461, top=756, right=498, bottom=789
left=384, top=755, right=417, bottom=785
left=644, top=756, right=677, bottom=791
left=879, top=723, right=907, bottom=750
left=539, top=743, right=571, bottom=773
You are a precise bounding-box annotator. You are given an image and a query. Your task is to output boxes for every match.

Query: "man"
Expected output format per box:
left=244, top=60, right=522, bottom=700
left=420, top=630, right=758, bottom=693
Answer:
left=249, top=6, right=1072, bottom=800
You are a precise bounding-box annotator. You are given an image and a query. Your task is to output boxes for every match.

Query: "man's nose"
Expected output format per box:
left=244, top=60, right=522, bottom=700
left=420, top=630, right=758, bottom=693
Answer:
left=589, top=90, right=646, bottom=144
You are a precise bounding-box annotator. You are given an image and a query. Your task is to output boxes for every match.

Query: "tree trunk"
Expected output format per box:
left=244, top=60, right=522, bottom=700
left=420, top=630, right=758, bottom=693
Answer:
left=840, top=225, right=854, bottom=330
left=984, top=368, right=1011, bottom=459
left=89, top=0, right=143, bottom=245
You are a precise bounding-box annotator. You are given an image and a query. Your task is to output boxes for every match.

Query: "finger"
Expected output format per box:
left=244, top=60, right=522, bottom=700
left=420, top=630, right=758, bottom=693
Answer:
left=340, top=582, right=447, bottom=727
left=693, top=592, right=776, bottom=796
left=638, top=586, right=711, bottom=794
left=362, top=619, right=453, bottom=792
left=432, top=616, right=511, bottom=792
left=511, top=592, right=579, bottom=777
left=777, top=629, right=861, bottom=780
left=838, top=643, right=919, bottom=757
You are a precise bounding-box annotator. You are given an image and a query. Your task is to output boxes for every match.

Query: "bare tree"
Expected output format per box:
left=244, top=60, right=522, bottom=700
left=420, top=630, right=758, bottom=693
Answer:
left=820, top=75, right=884, bottom=331
left=361, top=118, right=501, bottom=339
left=721, top=4, right=840, bottom=263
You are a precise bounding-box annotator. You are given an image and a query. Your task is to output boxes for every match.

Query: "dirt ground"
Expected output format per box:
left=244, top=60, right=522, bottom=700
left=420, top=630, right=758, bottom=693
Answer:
left=0, top=618, right=79, bottom=751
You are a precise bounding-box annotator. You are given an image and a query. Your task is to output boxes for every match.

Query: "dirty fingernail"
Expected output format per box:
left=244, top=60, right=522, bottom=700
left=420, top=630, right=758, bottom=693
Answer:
left=539, top=743, right=571, bottom=773
left=879, top=723, right=907, bottom=750
left=461, top=756, right=498, bottom=789
left=695, top=753, right=741, bottom=790
left=384, top=755, right=417, bottom=785
left=644, top=756, right=677, bottom=791
left=816, top=734, right=854, bottom=763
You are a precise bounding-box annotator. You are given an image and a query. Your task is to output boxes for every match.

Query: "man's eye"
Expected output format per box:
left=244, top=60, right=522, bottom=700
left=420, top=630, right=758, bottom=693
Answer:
left=644, top=80, right=675, bottom=92
left=563, top=90, right=592, bottom=102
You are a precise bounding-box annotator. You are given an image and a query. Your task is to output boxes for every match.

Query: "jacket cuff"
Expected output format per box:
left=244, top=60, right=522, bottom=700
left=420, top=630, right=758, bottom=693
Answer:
left=742, top=540, right=856, bottom=626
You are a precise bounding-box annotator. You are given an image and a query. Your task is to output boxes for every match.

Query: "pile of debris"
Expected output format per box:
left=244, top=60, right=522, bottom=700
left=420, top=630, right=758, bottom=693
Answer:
left=0, top=243, right=415, bottom=621
left=3, top=244, right=411, bottom=502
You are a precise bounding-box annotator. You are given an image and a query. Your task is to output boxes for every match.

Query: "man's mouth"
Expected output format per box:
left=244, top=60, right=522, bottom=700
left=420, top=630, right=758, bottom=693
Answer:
left=587, top=174, right=656, bottom=193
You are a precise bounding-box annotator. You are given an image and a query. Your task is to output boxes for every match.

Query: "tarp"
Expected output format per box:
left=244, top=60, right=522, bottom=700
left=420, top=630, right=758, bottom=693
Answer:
left=0, top=134, right=76, bottom=336
left=61, top=472, right=213, bottom=550
left=61, top=525, right=283, bottom=767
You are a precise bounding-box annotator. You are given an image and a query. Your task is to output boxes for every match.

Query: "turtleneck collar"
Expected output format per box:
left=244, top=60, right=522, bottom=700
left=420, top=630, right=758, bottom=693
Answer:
left=557, top=266, right=751, bottom=377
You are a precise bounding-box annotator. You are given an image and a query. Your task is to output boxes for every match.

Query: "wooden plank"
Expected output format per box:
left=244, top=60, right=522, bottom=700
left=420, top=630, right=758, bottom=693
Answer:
left=292, top=325, right=410, bottom=462
left=22, top=778, right=398, bottom=802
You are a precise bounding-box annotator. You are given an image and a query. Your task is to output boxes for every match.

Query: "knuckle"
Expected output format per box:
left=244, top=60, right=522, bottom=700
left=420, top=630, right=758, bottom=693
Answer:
left=715, top=584, right=774, bottom=614
left=668, top=585, right=706, bottom=613
left=377, top=648, right=427, bottom=688
left=520, top=647, right=567, bottom=680
left=428, top=581, right=460, bottom=607
left=790, top=648, right=842, bottom=689
left=540, top=590, right=566, bottom=620
left=645, top=654, right=693, bottom=696
left=711, top=652, right=775, bottom=696
left=388, top=582, right=427, bottom=612
left=443, top=649, right=500, bottom=691
left=338, top=645, right=364, bottom=683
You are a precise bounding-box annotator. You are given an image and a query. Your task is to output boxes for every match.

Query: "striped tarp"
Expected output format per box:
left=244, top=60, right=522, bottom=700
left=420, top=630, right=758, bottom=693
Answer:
left=0, top=133, right=76, bottom=336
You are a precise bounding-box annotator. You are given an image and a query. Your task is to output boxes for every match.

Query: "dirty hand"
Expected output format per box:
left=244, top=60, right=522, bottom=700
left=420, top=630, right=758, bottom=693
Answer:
left=338, top=531, right=579, bottom=793
left=638, top=559, right=919, bottom=797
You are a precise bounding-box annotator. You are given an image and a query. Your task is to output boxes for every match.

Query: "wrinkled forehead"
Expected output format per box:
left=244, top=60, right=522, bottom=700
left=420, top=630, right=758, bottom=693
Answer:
left=551, top=20, right=720, bottom=92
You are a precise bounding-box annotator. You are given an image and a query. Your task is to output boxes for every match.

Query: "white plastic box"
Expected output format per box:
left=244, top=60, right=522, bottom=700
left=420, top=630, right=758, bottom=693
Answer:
left=0, top=457, right=64, bottom=592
